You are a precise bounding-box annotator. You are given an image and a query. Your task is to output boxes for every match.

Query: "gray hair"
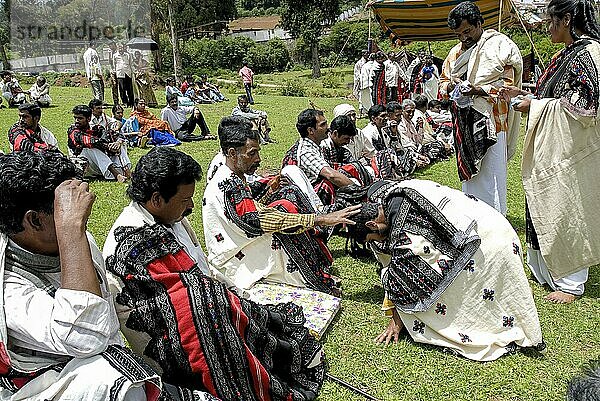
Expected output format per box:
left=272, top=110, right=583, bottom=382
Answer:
left=402, top=99, right=416, bottom=108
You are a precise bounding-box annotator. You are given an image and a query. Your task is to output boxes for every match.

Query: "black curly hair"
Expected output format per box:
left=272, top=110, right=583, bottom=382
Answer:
left=547, top=0, right=600, bottom=40
left=127, top=147, right=202, bottom=203
left=218, top=115, right=259, bottom=153
left=567, top=358, right=600, bottom=401
left=330, top=115, right=357, bottom=137
left=0, top=151, right=77, bottom=235
left=448, top=1, right=484, bottom=30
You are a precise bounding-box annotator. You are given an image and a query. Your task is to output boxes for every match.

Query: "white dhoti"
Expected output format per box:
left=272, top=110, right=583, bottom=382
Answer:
left=527, top=248, right=589, bottom=296
left=462, top=131, right=507, bottom=215
left=81, top=146, right=131, bottom=180
left=359, top=88, right=373, bottom=113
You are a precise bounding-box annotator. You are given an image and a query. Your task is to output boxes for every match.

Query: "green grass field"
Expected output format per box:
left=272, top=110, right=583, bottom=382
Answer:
left=1, top=86, right=598, bottom=401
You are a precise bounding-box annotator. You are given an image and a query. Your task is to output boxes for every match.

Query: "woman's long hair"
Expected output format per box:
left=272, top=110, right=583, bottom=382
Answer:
left=547, top=0, right=600, bottom=40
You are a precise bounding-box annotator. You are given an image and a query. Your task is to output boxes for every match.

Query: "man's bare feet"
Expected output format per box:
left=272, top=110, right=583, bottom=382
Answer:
left=545, top=290, right=577, bottom=304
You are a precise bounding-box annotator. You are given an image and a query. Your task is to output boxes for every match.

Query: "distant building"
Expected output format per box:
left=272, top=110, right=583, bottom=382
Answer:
left=228, top=16, right=290, bottom=43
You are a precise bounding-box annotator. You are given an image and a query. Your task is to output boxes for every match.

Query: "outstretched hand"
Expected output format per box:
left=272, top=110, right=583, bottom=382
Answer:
left=315, top=204, right=361, bottom=227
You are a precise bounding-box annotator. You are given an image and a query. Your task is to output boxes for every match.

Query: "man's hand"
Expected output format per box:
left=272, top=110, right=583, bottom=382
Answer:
left=107, top=141, right=122, bottom=153
left=314, top=205, right=361, bottom=227
left=499, top=85, right=527, bottom=101
left=375, top=313, right=404, bottom=345
left=54, top=180, right=95, bottom=233
left=513, top=96, right=531, bottom=113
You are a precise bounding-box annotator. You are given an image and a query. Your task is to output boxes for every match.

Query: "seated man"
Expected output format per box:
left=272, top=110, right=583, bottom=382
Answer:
left=27, top=76, right=52, bottom=107
left=103, top=146, right=328, bottom=401
left=231, top=94, right=273, bottom=143
left=160, top=93, right=213, bottom=141
left=0, top=71, right=26, bottom=107
left=0, top=151, right=163, bottom=400
left=283, top=109, right=368, bottom=205
left=204, top=115, right=359, bottom=295
left=350, top=179, right=545, bottom=361
left=67, top=105, right=131, bottom=182
left=426, top=99, right=454, bottom=145
left=89, top=98, right=114, bottom=130
left=200, top=74, right=228, bottom=101
left=319, top=114, right=357, bottom=169
left=8, top=103, right=59, bottom=152
left=130, top=98, right=180, bottom=147
left=333, top=103, right=374, bottom=162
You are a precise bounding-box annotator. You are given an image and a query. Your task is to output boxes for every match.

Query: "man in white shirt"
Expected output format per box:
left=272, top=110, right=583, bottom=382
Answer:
left=89, top=98, right=114, bottom=130
left=353, top=50, right=368, bottom=100
left=231, top=95, right=273, bottom=143
left=0, top=151, right=162, bottom=401
left=113, top=43, right=134, bottom=107
left=160, top=93, right=212, bottom=141
left=384, top=52, right=399, bottom=102
left=359, top=53, right=376, bottom=116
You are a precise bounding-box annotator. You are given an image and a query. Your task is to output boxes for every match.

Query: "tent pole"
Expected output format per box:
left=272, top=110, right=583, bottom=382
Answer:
left=499, top=0, right=503, bottom=30
left=509, top=0, right=546, bottom=68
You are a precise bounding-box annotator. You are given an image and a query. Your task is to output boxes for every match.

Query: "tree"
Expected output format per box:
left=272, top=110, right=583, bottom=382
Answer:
left=280, top=0, right=339, bottom=78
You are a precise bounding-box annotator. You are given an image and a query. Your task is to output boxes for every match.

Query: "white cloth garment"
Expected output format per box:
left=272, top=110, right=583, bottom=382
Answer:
left=353, top=57, right=366, bottom=98
left=0, top=233, right=159, bottom=401
left=89, top=113, right=115, bottom=130
left=462, top=131, right=508, bottom=215
left=527, top=249, right=588, bottom=296
left=160, top=105, right=195, bottom=132
left=384, top=59, right=398, bottom=88
left=203, top=164, right=308, bottom=292
left=372, top=179, right=544, bottom=361
left=83, top=47, right=99, bottom=80
left=81, top=146, right=131, bottom=180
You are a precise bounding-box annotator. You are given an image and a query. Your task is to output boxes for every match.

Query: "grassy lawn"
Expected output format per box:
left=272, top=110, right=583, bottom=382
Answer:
left=1, top=85, right=598, bottom=401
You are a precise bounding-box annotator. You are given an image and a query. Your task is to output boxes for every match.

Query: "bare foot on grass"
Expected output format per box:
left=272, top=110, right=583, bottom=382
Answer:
left=545, top=290, right=577, bottom=304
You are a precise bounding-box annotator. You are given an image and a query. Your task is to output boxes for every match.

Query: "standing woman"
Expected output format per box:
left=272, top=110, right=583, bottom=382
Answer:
left=502, top=0, right=600, bottom=303
left=132, top=51, right=158, bottom=108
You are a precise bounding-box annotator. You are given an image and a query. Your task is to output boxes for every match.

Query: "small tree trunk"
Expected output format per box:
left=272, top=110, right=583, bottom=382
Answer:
left=150, top=8, right=162, bottom=71
left=168, top=1, right=181, bottom=82
left=311, top=43, right=321, bottom=78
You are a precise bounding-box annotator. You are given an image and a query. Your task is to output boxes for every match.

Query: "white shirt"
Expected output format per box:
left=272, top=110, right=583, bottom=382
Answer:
left=113, top=51, right=132, bottom=78
left=360, top=60, right=374, bottom=90
left=384, top=59, right=398, bottom=87
left=3, top=235, right=122, bottom=360
left=90, top=113, right=114, bottom=130
left=161, top=105, right=195, bottom=132
left=83, top=47, right=99, bottom=79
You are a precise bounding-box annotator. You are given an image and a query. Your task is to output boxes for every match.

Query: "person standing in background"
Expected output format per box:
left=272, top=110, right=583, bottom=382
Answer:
left=239, top=61, right=255, bottom=104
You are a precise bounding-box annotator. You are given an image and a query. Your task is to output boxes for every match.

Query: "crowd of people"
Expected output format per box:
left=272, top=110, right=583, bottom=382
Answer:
left=1, top=0, right=599, bottom=400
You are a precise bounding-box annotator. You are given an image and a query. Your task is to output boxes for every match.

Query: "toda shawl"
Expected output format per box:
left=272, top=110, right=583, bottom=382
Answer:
left=443, top=29, right=522, bottom=179
left=523, top=37, right=600, bottom=278
left=105, top=224, right=326, bottom=401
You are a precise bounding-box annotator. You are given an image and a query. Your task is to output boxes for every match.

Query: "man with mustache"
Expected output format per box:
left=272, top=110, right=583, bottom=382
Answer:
left=439, top=1, right=522, bottom=216
left=203, top=115, right=359, bottom=296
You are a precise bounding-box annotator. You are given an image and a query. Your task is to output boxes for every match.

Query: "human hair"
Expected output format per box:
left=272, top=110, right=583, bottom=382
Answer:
left=238, top=94, right=248, bottom=102
left=37, top=76, right=46, bottom=85
left=448, top=1, right=484, bottom=30
left=72, top=105, right=92, bottom=118
left=166, top=93, right=178, bottom=104
left=440, top=98, right=452, bottom=110
left=1, top=70, right=12, bottom=78
left=127, top=147, right=202, bottom=204
left=547, top=0, right=600, bottom=40
left=0, top=152, right=77, bottom=235
left=567, top=358, right=600, bottom=401
left=18, top=103, right=41, bottom=119
left=368, top=104, right=386, bottom=121
left=347, top=202, right=380, bottom=244
left=428, top=99, right=442, bottom=109
left=112, top=104, right=124, bottom=115
left=413, top=94, right=428, bottom=110
left=88, top=98, right=103, bottom=109
left=401, top=98, right=416, bottom=109
left=296, top=108, right=324, bottom=138
left=386, top=101, right=402, bottom=114
left=330, top=115, right=357, bottom=137
left=218, top=115, right=259, bottom=153
left=134, top=98, right=144, bottom=107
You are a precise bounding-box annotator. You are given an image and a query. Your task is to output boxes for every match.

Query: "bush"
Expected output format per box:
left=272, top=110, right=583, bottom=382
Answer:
left=280, top=79, right=306, bottom=97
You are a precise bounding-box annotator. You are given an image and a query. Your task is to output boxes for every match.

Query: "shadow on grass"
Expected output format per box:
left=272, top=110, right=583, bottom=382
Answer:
left=345, top=285, right=385, bottom=304
left=583, top=267, right=600, bottom=299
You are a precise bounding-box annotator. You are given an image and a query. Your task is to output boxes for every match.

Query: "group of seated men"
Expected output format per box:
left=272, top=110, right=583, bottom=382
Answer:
left=0, top=95, right=557, bottom=401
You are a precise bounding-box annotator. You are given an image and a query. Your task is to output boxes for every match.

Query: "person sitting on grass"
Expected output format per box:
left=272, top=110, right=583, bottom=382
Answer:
left=27, top=76, right=52, bottom=107
left=160, top=93, right=214, bottom=142
left=204, top=115, right=360, bottom=296
left=1, top=71, right=26, bottom=107
left=130, top=97, right=180, bottom=147
left=8, top=103, right=59, bottom=152
left=231, top=94, right=274, bottom=143
left=67, top=104, right=131, bottom=183
left=349, top=179, right=545, bottom=361
left=103, top=146, right=328, bottom=401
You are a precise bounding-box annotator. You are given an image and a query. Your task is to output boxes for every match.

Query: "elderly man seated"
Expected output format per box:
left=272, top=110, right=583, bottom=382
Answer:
left=103, top=146, right=329, bottom=401
left=0, top=151, right=165, bottom=400
left=67, top=105, right=131, bottom=183
left=8, top=103, right=59, bottom=152
left=231, top=94, right=274, bottom=143
left=204, top=115, right=359, bottom=295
